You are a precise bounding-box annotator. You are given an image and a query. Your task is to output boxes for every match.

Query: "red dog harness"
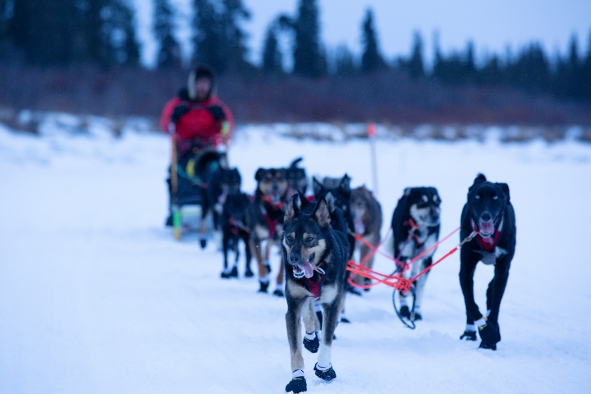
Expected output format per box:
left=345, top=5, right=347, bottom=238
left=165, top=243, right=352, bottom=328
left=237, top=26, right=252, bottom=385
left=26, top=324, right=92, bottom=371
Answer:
left=472, top=218, right=503, bottom=252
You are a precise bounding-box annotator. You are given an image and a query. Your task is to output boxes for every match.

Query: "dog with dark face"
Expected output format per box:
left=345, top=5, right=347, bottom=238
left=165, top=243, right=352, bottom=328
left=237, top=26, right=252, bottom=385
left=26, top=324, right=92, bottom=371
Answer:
left=391, top=187, right=441, bottom=322
left=245, top=167, right=289, bottom=295
left=350, top=186, right=383, bottom=289
left=286, top=157, right=308, bottom=195
left=459, top=174, right=516, bottom=350
left=282, top=195, right=349, bottom=394
left=220, top=191, right=252, bottom=279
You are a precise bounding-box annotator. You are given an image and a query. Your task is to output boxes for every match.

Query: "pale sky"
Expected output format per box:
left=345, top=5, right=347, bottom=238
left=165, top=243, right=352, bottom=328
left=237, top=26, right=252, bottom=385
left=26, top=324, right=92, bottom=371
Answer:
left=132, top=0, right=591, bottom=68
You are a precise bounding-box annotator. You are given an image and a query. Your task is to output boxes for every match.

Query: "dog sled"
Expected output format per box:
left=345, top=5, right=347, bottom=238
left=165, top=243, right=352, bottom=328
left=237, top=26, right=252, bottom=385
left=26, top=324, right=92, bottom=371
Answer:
left=169, top=139, right=227, bottom=241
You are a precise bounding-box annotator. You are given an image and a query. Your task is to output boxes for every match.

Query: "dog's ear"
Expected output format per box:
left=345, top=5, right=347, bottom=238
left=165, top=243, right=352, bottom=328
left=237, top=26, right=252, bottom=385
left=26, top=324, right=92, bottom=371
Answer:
left=404, top=187, right=412, bottom=197
left=289, top=157, right=303, bottom=168
left=474, top=173, right=487, bottom=184
left=324, top=191, right=336, bottom=213
left=255, top=168, right=265, bottom=181
left=284, top=194, right=301, bottom=222
left=340, top=174, right=351, bottom=195
left=298, top=192, right=311, bottom=211
left=496, top=182, right=510, bottom=202
left=312, top=177, right=325, bottom=197
left=313, top=197, right=331, bottom=228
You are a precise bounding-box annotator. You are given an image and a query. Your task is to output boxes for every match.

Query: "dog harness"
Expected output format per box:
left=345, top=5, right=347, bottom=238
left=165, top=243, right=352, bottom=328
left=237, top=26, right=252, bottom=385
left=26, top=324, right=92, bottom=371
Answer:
left=404, top=218, right=437, bottom=248
left=472, top=217, right=504, bottom=253
left=260, top=195, right=285, bottom=239
left=305, top=266, right=327, bottom=298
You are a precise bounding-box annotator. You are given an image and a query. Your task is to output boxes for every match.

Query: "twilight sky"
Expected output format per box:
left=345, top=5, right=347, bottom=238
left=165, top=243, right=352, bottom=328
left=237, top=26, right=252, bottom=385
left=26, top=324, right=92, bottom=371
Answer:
left=132, top=0, right=591, bottom=68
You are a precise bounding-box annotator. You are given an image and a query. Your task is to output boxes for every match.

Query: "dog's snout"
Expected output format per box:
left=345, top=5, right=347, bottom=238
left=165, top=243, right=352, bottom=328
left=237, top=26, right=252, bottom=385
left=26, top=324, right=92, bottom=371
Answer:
left=289, top=253, right=301, bottom=265
left=481, top=212, right=492, bottom=222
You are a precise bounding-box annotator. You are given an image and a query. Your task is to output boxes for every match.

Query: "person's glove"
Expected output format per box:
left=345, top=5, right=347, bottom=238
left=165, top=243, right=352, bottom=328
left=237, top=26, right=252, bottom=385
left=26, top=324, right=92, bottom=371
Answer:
left=171, top=104, right=190, bottom=122
left=207, top=105, right=226, bottom=122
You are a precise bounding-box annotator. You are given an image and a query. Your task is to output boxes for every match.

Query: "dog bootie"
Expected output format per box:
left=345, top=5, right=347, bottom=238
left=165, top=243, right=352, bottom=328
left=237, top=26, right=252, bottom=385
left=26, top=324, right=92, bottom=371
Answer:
left=244, top=267, right=254, bottom=277
left=478, top=320, right=501, bottom=350
left=220, top=268, right=232, bottom=279
left=303, top=332, right=319, bottom=353
left=314, top=363, right=336, bottom=381
left=460, top=330, right=477, bottom=341
left=273, top=288, right=285, bottom=297
left=286, top=370, right=307, bottom=393
left=258, top=280, right=269, bottom=293
left=228, top=266, right=238, bottom=278
left=399, top=305, right=411, bottom=319
left=199, top=238, right=207, bottom=249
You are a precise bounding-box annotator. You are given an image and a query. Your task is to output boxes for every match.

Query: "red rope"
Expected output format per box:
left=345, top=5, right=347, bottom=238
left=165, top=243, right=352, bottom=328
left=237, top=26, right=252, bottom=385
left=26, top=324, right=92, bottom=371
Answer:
left=347, top=226, right=463, bottom=292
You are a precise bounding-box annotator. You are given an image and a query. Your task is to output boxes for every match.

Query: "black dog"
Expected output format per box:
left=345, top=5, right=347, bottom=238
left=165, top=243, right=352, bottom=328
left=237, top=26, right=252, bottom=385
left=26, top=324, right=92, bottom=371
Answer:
left=282, top=195, right=349, bottom=393
left=390, top=187, right=441, bottom=321
left=286, top=157, right=308, bottom=195
left=220, top=191, right=253, bottom=279
left=206, top=167, right=242, bottom=230
left=245, top=167, right=289, bottom=295
left=459, top=174, right=516, bottom=350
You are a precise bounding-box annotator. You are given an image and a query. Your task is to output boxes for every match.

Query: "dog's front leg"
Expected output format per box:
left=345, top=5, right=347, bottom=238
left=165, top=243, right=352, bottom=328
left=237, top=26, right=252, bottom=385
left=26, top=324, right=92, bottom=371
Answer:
left=285, top=297, right=307, bottom=393
left=459, top=249, right=484, bottom=322
left=314, top=296, right=341, bottom=382
left=411, top=256, right=433, bottom=320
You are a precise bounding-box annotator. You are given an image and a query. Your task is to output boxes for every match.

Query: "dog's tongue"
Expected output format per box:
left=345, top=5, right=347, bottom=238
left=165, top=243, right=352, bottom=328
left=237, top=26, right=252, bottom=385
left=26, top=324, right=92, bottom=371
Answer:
left=303, top=262, right=314, bottom=278
left=480, top=221, right=495, bottom=236
left=354, top=220, right=365, bottom=235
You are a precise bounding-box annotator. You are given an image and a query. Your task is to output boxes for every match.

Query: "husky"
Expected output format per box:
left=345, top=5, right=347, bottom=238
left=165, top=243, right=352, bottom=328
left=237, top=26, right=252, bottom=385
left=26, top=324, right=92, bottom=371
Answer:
left=350, top=186, right=383, bottom=289
left=245, top=167, right=289, bottom=296
left=459, top=174, right=516, bottom=350
left=390, top=187, right=441, bottom=321
left=282, top=195, right=349, bottom=393
left=286, top=157, right=308, bottom=195
left=220, top=191, right=252, bottom=279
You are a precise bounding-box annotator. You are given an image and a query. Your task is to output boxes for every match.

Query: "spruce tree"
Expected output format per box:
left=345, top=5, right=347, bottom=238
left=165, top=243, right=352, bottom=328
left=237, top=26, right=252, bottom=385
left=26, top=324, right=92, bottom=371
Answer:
left=360, top=8, right=384, bottom=73
left=153, top=0, right=181, bottom=68
left=408, top=31, right=424, bottom=79
left=220, top=0, right=251, bottom=73
left=101, top=0, right=141, bottom=66
left=262, top=23, right=282, bottom=74
left=292, top=0, right=325, bottom=77
left=334, top=44, right=356, bottom=76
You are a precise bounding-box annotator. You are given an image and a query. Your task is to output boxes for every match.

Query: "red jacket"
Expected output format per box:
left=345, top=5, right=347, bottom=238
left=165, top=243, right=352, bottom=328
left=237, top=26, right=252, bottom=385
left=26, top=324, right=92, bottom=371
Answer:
left=159, top=93, right=234, bottom=147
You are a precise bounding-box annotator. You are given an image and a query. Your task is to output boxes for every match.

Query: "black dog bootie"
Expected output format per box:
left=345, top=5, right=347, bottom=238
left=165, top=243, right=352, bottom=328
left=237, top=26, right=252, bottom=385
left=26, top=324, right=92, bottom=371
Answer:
left=303, top=332, right=319, bottom=353
left=478, top=321, right=501, bottom=350
left=286, top=370, right=307, bottom=393
left=314, top=363, right=336, bottom=381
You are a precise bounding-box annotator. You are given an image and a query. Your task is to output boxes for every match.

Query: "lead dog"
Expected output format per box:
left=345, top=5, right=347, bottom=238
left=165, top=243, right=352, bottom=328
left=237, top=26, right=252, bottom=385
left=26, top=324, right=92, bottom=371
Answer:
left=459, top=174, right=516, bottom=350
left=390, top=187, right=441, bottom=321
left=282, top=195, right=349, bottom=393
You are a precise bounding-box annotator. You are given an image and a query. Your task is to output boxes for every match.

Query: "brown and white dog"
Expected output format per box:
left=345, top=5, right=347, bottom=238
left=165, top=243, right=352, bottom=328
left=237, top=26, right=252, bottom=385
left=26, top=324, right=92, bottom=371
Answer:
left=282, top=195, right=349, bottom=393
left=245, top=167, right=289, bottom=296
left=350, top=186, right=383, bottom=289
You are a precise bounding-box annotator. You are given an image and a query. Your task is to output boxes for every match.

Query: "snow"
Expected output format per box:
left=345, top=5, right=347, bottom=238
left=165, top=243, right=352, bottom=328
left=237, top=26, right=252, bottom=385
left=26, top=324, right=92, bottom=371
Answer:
left=1, top=122, right=591, bottom=393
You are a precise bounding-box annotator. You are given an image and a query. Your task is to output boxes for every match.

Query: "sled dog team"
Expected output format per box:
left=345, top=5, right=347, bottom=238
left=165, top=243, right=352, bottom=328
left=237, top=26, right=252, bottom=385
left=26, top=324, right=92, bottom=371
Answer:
left=201, top=159, right=515, bottom=393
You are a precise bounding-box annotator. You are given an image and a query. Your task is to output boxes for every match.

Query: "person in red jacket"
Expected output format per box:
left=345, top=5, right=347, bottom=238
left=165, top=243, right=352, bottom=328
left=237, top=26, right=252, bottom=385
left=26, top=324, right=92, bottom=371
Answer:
left=160, top=65, right=234, bottom=152
left=162, top=66, right=234, bottom=227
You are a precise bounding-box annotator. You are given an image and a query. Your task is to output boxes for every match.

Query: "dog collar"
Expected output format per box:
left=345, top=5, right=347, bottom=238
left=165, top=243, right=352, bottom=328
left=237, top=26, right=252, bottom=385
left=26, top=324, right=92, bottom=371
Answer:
left=305, top=265, right=327, bottom=299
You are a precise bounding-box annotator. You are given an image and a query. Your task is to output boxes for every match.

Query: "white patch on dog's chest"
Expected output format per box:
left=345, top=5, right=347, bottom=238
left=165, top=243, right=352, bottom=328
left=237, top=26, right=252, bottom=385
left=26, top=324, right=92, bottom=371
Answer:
left=319, top=284, right=338, bottom=304
left=399, top=231, right=437, bottom=259
left=478, top=247, right=507, bottom=266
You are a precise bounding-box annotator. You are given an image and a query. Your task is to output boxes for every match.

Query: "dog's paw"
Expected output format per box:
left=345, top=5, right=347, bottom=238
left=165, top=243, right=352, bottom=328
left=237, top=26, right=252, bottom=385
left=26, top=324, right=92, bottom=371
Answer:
left=399, top=305, right=411, bottom=319
left=220, top=269, right=231, bottom=279
left=303, top=332, right=319, bottom=353
left=340, top=316, right=351, bottom=323
left=412, top=311, right=422, bottom=321
left=258, top=281, right=269, bottom=293
left=460, top=330, right=477, bottom=341
left=199, top=239, right=207, bottom=249
left=273, top=288, right=285, bottom=297
left=478, top=321, right=501, bottom=346
left=285, top=376, right=307, bottom=393
left=479, top=341, right=497, bottom=351
left=229, top=266, right=238, bottom=278
left=314, top=363, right=336, bottom=381
left=244, top=268, right=254, bottom=278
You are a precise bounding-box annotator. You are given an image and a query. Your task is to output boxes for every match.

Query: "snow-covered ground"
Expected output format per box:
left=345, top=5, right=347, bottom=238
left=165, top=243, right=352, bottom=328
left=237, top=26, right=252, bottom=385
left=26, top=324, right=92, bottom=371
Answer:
left=1, top=121, right=591, bottom=393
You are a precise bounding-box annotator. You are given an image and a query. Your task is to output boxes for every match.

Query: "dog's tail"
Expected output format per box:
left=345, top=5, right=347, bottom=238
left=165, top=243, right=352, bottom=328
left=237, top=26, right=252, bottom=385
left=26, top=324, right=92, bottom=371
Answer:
left=289, top=157, right=303, bottom=168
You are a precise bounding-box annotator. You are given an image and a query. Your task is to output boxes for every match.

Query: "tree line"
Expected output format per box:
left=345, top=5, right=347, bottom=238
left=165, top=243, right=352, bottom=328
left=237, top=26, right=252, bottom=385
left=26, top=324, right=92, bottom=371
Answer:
left=1, top=0, right=590, bottom=103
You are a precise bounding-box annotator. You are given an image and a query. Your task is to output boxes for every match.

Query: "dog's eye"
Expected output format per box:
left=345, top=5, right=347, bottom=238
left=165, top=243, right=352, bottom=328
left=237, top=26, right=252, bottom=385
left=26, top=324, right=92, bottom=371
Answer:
left=493, top=195, right=499, bottom=200
left=286, top=236, right=294, bottom=244
left=305, top=236, right=315, bottom=244
left=475, top=195, right=480, bottom=200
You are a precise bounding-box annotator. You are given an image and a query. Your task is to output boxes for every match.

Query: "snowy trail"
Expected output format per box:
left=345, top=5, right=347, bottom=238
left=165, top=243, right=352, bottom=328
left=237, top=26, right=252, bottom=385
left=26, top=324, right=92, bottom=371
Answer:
left=1, top=125, right=591, bottom=393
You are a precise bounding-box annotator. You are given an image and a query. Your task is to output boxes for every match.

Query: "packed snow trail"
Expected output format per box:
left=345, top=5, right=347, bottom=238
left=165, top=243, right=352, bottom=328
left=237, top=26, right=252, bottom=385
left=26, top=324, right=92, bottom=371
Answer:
left=1, top=124, right=590, bottom=393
